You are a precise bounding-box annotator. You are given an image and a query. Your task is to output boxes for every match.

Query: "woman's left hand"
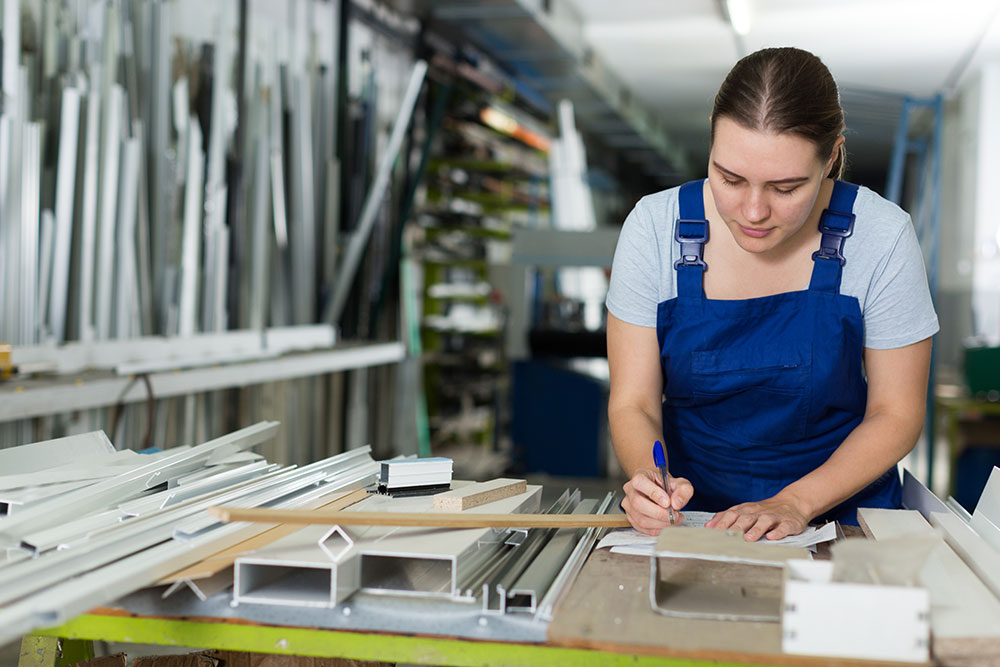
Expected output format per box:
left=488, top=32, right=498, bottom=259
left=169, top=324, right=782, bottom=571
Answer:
left=705, top=495, right=810, bottom=542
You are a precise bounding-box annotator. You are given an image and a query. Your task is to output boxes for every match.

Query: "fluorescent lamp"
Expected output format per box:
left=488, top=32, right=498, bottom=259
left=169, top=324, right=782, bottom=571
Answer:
left=726, top=0, right=752, bottom=36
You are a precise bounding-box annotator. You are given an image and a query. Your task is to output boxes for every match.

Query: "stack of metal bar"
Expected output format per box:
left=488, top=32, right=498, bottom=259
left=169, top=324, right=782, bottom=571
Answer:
left=0, top=420, right=379, bottom=645
left=0, top=0, right=427, bottom=455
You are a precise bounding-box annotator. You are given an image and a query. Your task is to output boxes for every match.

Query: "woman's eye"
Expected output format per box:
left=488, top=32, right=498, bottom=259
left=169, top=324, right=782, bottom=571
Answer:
left=722, top=177, right=741, bottom=187
left=775, top=187, right=798, bottom=196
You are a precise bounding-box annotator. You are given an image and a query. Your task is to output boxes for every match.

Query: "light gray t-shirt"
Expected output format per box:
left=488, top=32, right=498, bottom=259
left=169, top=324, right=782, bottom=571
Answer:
left=606, top=184, right=939, bottom=349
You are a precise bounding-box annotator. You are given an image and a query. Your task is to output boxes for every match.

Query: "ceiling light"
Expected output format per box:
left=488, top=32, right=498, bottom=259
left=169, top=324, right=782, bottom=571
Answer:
left=725, top=0, right=752, bottom=36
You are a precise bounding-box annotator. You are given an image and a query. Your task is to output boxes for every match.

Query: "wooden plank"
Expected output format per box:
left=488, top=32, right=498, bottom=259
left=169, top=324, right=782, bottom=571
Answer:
left=208, top=507, right=631, bottom=529
left=159, top=488, right=367, bottom=584
left=547, top=549, right=898, bottom=666
left=432, top=478, right=526, bottom=511
left=858, top=508, right=1000, bottom=662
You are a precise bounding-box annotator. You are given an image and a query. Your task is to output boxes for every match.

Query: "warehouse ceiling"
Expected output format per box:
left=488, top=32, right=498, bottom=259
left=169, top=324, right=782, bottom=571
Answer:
left=566, top=0, right=1000, bottom=185
left=392, top=0, right=1000, bottom=189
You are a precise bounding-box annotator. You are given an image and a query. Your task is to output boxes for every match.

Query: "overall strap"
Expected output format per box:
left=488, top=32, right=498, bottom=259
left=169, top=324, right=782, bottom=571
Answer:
left=808, top=180, right=859, bottom=293
left=675, top=179, right=709, bottom=298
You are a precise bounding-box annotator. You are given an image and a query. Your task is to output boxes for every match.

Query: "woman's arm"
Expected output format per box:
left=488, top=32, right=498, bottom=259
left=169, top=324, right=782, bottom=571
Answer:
left=708, top=337, right=933, bottom=541
left=607, top=313, right=694, bottom=535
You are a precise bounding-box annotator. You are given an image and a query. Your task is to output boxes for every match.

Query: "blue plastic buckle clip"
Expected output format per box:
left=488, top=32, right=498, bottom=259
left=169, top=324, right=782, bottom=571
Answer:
left=674, top=219, right=708, bottom=270
left=812, top=209, right=855, bottom=266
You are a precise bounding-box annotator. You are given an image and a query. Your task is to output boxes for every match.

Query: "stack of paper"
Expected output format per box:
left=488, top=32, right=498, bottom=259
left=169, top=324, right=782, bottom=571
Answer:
left=378, top=457, right=453, bottom=491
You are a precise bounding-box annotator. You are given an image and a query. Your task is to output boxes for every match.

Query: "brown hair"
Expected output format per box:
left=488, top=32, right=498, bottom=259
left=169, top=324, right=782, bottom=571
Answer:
left=711, top=47, right=846, bottom=179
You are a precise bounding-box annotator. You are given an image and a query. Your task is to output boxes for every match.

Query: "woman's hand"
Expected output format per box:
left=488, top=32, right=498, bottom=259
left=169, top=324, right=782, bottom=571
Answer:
left=622, top=469, right=694, bottom=536
left=705, top=493, right=810, bottom=541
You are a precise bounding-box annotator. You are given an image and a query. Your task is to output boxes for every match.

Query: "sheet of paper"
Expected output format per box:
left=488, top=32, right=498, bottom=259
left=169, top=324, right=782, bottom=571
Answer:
left=596, top=517, right=837, bottom=557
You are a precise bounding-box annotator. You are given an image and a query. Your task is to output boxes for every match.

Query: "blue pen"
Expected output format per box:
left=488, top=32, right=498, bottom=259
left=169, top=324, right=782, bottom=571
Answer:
left=653, top=440, right=676, bottom=525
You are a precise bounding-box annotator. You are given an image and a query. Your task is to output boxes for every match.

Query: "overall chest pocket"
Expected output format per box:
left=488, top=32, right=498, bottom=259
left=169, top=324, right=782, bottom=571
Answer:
left=681, top=345, right=812, bottom=447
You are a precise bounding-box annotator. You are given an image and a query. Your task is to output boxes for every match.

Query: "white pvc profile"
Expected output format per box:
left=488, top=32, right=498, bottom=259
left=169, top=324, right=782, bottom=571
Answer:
left=0, top=480, right=97, bottom=517
left=971, top=467, right=1000, bottom=553
left=0, top=431, right=114, bottom=475
left=19, top=121, right=40, bottom=345
left=0, top=421, right=279, bottom=547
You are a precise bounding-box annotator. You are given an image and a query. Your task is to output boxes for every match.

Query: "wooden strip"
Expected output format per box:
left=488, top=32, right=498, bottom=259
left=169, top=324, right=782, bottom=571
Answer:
left=433, top=478, right=526, bottom=511
left=858, top=508, right=1000, bottom=661
left=208, top=506, right=631, bottom=529
left=159, top=488, right=368, bottom=584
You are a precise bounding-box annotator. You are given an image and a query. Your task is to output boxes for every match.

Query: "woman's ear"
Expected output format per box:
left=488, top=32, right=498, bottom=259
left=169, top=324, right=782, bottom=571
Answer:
left=827, top=135, right=846, bottom=177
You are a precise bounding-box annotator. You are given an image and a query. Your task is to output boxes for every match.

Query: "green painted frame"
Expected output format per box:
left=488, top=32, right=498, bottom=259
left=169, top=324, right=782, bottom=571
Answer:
left=27, top=613, right=754, bottom=667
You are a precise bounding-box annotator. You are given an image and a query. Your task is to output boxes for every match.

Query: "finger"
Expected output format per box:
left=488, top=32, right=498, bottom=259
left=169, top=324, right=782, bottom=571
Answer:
left=744, top=515, right=778, bottom=542
left=707, top=509, right=737, bottom=530
left=732, top=512, right=761, bottom=534
left=765, top=519, right=800, bottom=541
left=629, top=491, right=675, bottom=524
left=667, top=477, right=694, bottom=509
left=632, top=474, right=672, bottom=508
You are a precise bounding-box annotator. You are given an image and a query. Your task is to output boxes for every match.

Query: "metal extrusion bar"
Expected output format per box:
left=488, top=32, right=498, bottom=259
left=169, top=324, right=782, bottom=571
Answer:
left=485, top=491, right=581, bottom=613
left=95, top=85, right=124, bottom=340
left=175, top=112, right=202, bottom=332
left=114, top=136, right=142, bottom=338
left=77, top=81, right=102, bottom=341
left=325, top=60, right=428, bottom=324
left=535, top=491, right=616, bottom=621
left=290, top=73, right=317, bottom=324
left=0, top=421, right=280, bottom=546
left=19, top=121, right=40, bottom=345
left=0, top=431, right=114, bottom=475
left=49, top=87, right=82, bottom=343
left=0, top=448, right=373, bottom=607
left=506, top=498, right=599, bottom=613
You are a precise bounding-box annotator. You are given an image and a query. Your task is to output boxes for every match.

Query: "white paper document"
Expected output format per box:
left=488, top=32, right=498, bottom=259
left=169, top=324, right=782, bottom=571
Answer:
left=596, top=512, right=837, bottom=556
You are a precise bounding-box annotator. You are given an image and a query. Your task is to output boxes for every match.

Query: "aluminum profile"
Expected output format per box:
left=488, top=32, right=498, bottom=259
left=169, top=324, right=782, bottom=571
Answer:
left=77, top=80, right=102, bottom=342
left=95, top=84, right=124, bottom=340
left=0, top=452, right=378, bottom=645
left=0, top=431, right=114, bottom=476
left=535, top=491, right=616, bottom=622
left=505, top=498, right=599, bottom=614
left=0, top=421, right=279, bottom=547
left=49, top=87, right=82, bottom=343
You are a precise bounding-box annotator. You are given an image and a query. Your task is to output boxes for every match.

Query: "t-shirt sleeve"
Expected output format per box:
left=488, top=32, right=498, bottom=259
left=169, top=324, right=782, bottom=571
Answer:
left=862, top=217, right=940, bottom=349
left=605, top=200, right=662, bottom=328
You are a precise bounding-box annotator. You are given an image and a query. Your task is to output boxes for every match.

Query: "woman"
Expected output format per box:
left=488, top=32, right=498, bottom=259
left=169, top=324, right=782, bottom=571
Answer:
left=606, top=47, right=938, bottom=541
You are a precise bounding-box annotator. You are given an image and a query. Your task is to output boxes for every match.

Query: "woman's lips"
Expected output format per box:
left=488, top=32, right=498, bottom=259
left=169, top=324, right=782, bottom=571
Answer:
left=739, top=225, right=772, bottom=238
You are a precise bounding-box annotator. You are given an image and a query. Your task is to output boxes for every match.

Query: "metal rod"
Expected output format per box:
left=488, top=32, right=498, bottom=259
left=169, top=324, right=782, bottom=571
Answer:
left=49, top=87, right=82, bottom=342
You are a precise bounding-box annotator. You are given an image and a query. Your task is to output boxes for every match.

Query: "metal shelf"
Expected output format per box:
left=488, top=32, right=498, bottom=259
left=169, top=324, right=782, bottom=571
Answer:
left=0, top=342, right=405, bottom=423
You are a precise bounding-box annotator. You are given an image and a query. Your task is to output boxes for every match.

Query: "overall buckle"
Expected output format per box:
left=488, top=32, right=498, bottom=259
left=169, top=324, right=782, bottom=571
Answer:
left=812, top=209, right=855, bottom=266
left=674, top=219, right=708, bottom=270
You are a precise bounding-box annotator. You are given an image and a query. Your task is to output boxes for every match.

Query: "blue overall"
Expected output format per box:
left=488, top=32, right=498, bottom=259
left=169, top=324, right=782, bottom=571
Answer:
left=657, top=179, right=901, bottom=525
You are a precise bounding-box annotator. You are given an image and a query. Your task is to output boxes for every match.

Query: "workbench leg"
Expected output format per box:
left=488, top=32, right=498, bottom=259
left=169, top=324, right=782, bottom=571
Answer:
left=18, top=635, right=95, bottom=667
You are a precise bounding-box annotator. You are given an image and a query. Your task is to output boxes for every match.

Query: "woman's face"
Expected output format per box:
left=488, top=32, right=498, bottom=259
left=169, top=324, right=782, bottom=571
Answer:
left=708, top=116, right=840, bottom=256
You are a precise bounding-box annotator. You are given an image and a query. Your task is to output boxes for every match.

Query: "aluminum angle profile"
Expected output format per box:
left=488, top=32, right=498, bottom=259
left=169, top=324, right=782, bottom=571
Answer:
left=0, top=421, right=279, bottom=547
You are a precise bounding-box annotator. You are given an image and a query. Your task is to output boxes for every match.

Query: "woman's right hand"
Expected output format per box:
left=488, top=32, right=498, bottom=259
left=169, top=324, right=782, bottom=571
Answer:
left=622, top=469, right=694, bottom=536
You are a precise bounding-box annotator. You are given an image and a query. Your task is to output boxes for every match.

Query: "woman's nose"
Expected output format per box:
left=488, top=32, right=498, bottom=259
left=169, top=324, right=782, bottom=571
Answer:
left=742, top=190, right=769, bottom=223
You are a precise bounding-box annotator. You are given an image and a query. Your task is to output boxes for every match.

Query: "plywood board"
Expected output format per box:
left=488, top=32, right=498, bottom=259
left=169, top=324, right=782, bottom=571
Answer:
left=858, top=508, right=1000, bottom=662
left=432, top=478, right=526, bottom=511
left=547, top=549, right=896, bottom=665
left=654, top=526, right=810, bottom=565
